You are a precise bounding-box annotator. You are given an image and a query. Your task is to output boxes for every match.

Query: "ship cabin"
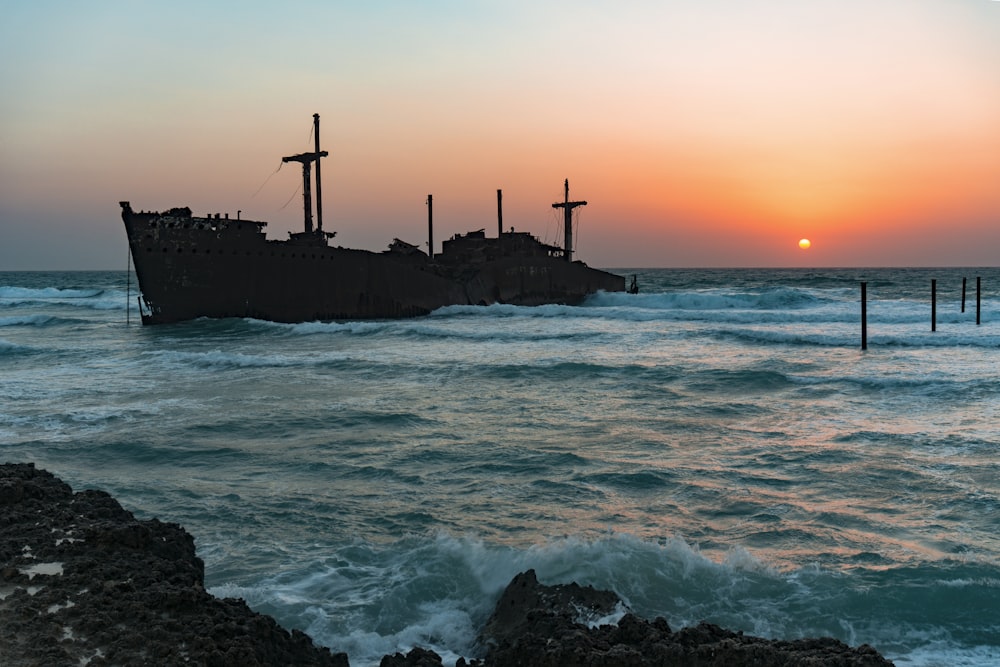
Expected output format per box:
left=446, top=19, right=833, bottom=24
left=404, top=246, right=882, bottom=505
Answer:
left=437, top=229, right=562, bottom=265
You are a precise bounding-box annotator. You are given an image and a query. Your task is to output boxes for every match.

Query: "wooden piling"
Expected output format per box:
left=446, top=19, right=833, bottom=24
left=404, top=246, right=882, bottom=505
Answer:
left=931, top=279, right=937, bottom=332
left=861, top=282, right=867, bottom=350
left=962, top=277, right=967, bottom=313
left=977, top=276, right=982, bottom=325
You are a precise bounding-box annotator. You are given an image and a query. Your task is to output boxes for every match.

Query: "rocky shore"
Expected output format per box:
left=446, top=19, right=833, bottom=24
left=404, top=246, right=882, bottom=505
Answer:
left=1, top=463, right=894, bottom=666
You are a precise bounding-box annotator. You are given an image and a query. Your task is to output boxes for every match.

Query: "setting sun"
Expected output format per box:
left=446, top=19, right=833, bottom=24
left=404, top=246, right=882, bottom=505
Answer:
left=798, top=239, right=812, bottom=250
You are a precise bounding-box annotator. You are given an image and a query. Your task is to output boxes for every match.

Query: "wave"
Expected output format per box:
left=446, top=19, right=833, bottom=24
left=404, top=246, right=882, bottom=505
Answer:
left=588, top=287, right=829, bottom=311
left=427, top=291, right=999, bottom=332
left=249, top=318, right=395, bottom=337
left=0, top=314, right=60, bottom=327
left=0, top=338, right=35, bottom=356
left=0, top=286, right=103, bottom=300
left=0, top=285, right=127, bottom=311
left=681, top=367, right=800, bottom=392
left=253, top=312, right=609, bottom=343
left=710, top=324, right=1000, bottom=348
left=205, top=531, right=999, bottom=667
left=143, top=348, right=336, bottom=369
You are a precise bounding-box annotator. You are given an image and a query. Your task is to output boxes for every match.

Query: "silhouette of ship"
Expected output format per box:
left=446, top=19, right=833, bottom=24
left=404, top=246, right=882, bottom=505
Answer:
left=121, top=114, right=624, bottom=325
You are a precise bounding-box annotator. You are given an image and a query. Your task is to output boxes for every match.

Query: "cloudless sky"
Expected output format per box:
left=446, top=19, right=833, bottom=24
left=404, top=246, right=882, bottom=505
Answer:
left=2, top=0, right=999, bottom=269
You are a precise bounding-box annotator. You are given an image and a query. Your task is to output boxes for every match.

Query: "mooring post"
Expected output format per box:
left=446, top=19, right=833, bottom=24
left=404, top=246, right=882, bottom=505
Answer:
left=861, top=281, right=867, bottom=350
left=962, top=277, right=967, bottom=313
left=931, top=279, right=937, bottom=332
left=977, top=276, right=982, bottom=325
left=426, top=194, right=433, bottom=258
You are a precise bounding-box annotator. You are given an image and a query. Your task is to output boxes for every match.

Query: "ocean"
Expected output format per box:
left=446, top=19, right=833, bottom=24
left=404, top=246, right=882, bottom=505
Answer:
left=2, top=267, right=998, bottom=666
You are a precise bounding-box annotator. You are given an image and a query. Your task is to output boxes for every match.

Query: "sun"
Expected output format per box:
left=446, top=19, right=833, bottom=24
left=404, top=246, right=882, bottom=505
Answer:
left=798, top=238, right=811, bottom=250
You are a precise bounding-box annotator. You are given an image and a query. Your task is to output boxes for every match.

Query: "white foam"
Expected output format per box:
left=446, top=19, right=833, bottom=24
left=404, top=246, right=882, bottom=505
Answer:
left=21, top=562, right=64, bottom=579
left=47, top=599, right=76, bottom=614
left=0, top=286, right=101, bottom=300
left=286, top=320, right=391, bottom=336
left=892, top=641, right=1000, bottom=667
left=147, top=349, right=307, bottom=369
left=0, top=286, right=124, bottom=311
left=79, top=648, right=104, bottom=666
left=576, top=600, right=629, bottom=628
left=211, top=532, right=828, bottom=667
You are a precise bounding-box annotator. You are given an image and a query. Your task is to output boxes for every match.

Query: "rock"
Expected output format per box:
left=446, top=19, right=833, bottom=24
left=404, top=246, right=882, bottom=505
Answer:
left=0, top=463, right=348, bottom=667
left=475, top=569, right=895, bottom=667
left=379, top=646, right=445, bottom=666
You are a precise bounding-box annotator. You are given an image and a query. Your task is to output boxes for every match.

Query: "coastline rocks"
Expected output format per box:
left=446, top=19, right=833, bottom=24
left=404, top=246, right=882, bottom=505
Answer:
left=472, top=569, right=895, bottom=666
left=1, top=463, right=895, bottom=666
left=0, top=463, right=347, bottom=667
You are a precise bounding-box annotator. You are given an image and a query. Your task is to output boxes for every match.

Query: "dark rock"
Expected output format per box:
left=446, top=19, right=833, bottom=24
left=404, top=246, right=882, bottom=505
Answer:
left=475, top=569, right=895, bottom=667
left=0, top=462, right=348, bottom=667
left=379, top=646, right=444, bottom=666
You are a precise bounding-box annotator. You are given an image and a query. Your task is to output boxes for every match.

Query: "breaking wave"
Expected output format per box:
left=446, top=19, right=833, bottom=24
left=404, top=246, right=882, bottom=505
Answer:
left=0, top=286, right=127, bottom=311
left=206, top=531, right=1000, bottom=667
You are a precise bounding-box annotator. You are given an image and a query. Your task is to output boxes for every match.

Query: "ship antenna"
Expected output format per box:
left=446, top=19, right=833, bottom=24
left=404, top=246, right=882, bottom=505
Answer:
left=551, top=178, right=587, bottom=262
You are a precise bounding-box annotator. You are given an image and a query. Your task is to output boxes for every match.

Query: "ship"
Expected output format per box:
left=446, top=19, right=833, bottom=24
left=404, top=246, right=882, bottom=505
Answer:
left=121, top=114, right=625, bottom=325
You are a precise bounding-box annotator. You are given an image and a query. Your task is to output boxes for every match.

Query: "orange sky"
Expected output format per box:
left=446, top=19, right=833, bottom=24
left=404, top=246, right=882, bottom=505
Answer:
left=2, top=1, right=1000, bottom=269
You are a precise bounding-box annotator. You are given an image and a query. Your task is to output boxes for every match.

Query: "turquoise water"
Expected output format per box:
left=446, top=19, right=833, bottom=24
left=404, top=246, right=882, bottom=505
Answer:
left=2, top=268, right=999, bottom=666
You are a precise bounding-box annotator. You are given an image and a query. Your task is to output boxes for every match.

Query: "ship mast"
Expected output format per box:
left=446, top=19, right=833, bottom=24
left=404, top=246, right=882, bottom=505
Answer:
left=313, top=113, right=324, bottom=233
left=282, top=114, right=329, bottom=235
left=552, top=179, right=587, bottom=262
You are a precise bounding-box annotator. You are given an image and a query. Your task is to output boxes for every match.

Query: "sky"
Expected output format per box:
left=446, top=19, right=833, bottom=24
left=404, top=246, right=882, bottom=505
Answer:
left=2, top=0, right=1000, bottom=269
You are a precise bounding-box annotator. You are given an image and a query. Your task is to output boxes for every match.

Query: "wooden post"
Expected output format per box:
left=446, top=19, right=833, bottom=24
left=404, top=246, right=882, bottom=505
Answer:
left=497, top=189, right=503, bottom=237
left=861, top=282, right=867, bottom=350
left=977, top=276, right=982, bottom=325
left=931, top=279, right=937, bottom=332
left=962, top=277, right=967, bottom=313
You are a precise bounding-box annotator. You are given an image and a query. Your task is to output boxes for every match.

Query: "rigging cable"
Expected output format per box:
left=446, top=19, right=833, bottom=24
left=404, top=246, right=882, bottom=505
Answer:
left=278, top=183, right=302, bottom=211
left=272, top=118, right=317, bottom=213
left=248, top=161, right=284, bottom=200
left=574, top=208, right=582, bottom=252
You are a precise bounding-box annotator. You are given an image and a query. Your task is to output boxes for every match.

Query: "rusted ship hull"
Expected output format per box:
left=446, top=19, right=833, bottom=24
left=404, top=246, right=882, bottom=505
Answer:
left=121, top=206, right=624, bottom=325
left=122, top=114, right=623, bottom=325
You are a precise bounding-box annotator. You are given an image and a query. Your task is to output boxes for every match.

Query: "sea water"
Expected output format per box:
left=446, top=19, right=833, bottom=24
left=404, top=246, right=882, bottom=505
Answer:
left=1, top=268, right=998, bottom=666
